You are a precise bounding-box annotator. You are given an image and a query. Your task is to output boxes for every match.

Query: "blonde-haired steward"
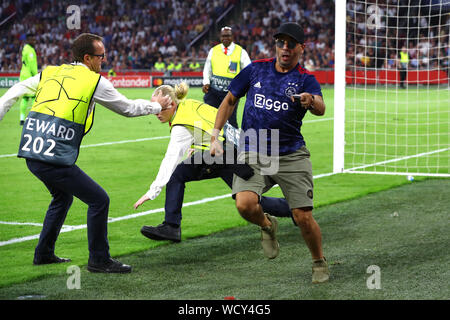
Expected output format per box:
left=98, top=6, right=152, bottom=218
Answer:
left=153, top=82, right=189, bottom=106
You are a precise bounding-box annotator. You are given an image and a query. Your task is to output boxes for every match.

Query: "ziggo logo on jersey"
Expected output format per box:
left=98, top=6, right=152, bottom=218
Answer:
left=254, top=94, right=289, bottom=111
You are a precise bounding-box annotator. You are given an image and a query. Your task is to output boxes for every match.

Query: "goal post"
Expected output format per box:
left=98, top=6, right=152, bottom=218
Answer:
left=333, top=0, right=347, bottom=173
left=333, top=0, right=449, bottom=177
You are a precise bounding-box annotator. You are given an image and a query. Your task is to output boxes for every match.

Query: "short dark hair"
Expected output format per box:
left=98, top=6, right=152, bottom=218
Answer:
left=71, top=33, right=103, bottom=62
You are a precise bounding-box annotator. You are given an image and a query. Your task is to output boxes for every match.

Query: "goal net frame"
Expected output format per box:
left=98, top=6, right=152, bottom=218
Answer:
left=333, top=0, right=449, bottom=177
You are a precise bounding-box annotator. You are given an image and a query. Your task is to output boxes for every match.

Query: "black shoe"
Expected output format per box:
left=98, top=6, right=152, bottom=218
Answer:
left=141, top=222, right=181, bottom=242
left=33, top=255, right=71, bottom=265
left=87, top=258, right=132, bottom=274
left=20, top=120, right=24, bottom=126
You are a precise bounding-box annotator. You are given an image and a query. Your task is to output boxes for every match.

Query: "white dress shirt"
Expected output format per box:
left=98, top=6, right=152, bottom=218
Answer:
left=202, top=42, right=252, bottom=86
left=145, top=125, right=211, bottom=200
left=0, top=63, right=162, bottom=121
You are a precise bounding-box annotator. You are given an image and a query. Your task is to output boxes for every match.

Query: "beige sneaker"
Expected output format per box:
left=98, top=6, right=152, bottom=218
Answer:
left=312, top=258, right=330, bottom=284
left=260, top=213, right=279, bottom=259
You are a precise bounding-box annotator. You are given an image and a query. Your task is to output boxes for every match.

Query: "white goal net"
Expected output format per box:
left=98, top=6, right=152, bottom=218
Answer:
left=334, top=0, right=449, bottom=177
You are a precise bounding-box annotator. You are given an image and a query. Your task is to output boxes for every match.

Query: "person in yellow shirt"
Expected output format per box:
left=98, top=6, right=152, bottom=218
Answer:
left=108, top=66, right=117, bottom=77
left=154, top=56, right=165, bottom=72
left=188, top=59, right=201, bottom=71
left=174, top=58, right=183, bottom=71
left=166, top=61, right=175, bottom=71
left=398, top=46, right=409, bottom=88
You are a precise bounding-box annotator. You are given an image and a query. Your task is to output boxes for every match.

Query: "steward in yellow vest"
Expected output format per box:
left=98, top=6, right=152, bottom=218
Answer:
left=398, top=47, right=409, bottom=88
left=188, top=60, right=200, bottom=71
left=108, top=68, right=117, bottom=76
left=399, top=50, right=409, bottom=68
left=166, top=62, right=175, bottom=71
left=174, top=61, right=183, bottom=71
left=0, top=33, right=173, bottom=272
left=209, top=43, right=243, bottom=92
left=154, top=57, right=165, bottom=71
left=202, top=26, right=252, bottom=128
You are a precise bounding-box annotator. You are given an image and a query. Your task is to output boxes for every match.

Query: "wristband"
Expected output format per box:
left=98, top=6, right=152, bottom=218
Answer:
left=211, top=128, right=221, bottom=139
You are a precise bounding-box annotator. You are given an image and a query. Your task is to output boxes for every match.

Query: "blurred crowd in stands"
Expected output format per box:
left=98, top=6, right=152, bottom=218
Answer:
left=227, top=0, right=335, bottom=71
left=1, top=0, right=237, bottom=72
left=0, top=0, right=448, bottom=73
left=347, top=0, right=449, bottom=71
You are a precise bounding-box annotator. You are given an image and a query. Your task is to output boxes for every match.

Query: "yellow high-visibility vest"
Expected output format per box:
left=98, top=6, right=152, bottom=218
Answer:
left=400, top=51, right=409, bottom=64
left=31, top=64, right=100, bottom=133
left=154, top=62, right=165, bottom=71
left=189, top=62, right=200, bottom=70
left=18, top=64, right=100, bottom=165
left=170, top=99, right=224, bottom=150
left=210, top=44, right=243, bottom=92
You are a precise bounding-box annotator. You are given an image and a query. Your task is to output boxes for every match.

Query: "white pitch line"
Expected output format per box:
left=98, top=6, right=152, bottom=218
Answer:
left=0, top=172, right=335, bottom=247
left=345, top=147, right=450, bottom=172
left=1, top=128, right=446, bottom=247
left=2, top=145, right=445, bottom=247
left=79, top=135, right=171, bottom=149
left=0, top=117, right=338, bottom=246
left=0, top=221, right=43, bottom=227
left=0, top=220, right=79, bottom=230
left=0, top=135, right=171, bottom=158
left=0, top=152, right=19, bottom=158
left=0, top=118, right=333, bottom=159
left=0, top=194, right=232, bottom=247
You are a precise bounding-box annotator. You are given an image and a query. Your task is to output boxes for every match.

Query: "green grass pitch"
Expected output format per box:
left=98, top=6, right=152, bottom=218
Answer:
left=0, top=86, right=448, bottom=300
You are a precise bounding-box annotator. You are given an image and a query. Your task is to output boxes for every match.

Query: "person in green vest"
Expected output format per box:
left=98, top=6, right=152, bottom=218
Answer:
left=154, top=56, right=165, bottom=72
left=134, top=82, right=294, bottom=243
left=166, top=61, right=175, bottom=71
left=167, top=58, right=183, bottom=73
left=0, top=33, right=172, bottom=273
left=174, top=58, right=183, bottom=71
left=108, top=66, right=117, bottom=77
left=202, top=26, right=251, bottom=128
left=188, top=58, right=201, bottom=71
left=398, top=46, right=409, bottom=88
left=19, top=34, right=38, bottom=125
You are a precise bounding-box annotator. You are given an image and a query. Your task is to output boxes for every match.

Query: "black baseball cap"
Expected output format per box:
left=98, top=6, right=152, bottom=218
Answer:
left=273, top=22, right=304, bottom=44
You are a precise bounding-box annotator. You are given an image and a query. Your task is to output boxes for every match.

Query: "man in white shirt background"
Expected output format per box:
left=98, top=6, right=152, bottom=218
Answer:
left=202, top=26, right=251, bottom=128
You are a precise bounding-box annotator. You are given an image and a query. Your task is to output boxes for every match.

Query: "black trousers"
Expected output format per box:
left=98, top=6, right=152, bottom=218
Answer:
left=203, top=87, right=239, bottom=128
left=26, top=159, right=110, bottom=263
left=400, top=70, right=407, bottom=84
left=164, top=159, right=293, bottom=226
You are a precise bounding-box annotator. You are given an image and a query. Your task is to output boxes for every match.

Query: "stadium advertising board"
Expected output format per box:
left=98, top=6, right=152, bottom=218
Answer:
left=0, top=77, right=19, bottom=88
left=152, top=76, right=203, bottom=88
left=0, top=71, right=446, bottom=88
left=107, top=75, right=152, bottom=88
